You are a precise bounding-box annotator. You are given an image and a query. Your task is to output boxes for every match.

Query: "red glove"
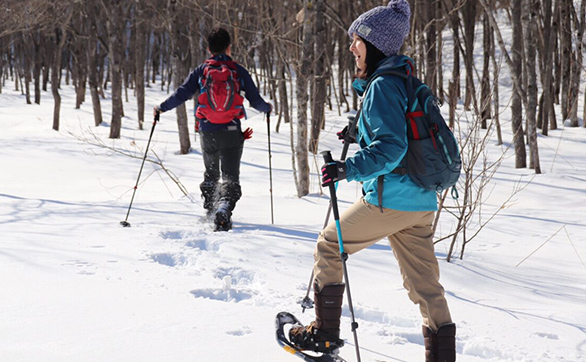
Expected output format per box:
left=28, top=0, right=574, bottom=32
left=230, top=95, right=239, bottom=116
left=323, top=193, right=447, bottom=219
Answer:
left=243, top=127, right=253, bottom=140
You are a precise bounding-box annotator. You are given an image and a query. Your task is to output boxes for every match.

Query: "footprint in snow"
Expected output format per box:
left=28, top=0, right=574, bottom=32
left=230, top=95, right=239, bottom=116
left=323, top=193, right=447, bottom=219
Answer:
left=150, top=252, right=186, bottom=267
left=190, top=287, right=255, bottom=303
left=226, top=327, right=252, bottom=336
left=213, top=266, right=255, bottom=286
left=159, top=230, right=185, bottom=240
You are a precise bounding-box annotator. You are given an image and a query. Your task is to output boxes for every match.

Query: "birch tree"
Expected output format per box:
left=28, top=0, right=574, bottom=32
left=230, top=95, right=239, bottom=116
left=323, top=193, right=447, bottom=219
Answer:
left=294, top=2, right=313, bottom=197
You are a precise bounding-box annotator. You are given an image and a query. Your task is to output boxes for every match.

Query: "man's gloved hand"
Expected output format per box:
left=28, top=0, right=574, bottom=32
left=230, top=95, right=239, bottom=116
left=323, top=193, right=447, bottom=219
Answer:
left=336, top=125, right=356, bottom=144
left=321, top=161, right=347, bottom=187
left=153, top=106, right=164, bottom=117
left=243, top=127, right=253, bottom=140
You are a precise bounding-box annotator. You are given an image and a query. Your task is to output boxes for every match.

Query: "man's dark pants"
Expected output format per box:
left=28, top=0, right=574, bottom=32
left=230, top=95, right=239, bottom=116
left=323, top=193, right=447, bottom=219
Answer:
left=199, top=129, right=244, bottom=212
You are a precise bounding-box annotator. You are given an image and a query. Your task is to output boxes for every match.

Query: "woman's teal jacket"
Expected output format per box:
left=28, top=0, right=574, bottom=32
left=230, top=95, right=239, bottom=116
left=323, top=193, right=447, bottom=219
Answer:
left=345, top=55, right=438, bottom=212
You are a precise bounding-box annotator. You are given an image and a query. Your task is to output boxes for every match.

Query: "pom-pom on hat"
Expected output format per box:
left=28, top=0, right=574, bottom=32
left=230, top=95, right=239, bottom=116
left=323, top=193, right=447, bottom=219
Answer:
left=347, top=0, right=411, bottom=57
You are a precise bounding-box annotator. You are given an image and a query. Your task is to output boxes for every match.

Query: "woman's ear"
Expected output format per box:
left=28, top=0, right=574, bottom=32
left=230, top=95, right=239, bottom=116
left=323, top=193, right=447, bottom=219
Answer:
left=226, top=45, right=232, bottom=56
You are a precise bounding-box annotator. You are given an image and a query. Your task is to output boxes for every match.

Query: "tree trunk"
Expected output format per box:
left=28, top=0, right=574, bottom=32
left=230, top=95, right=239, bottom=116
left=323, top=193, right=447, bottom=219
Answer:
left=52, top=26, right=68, bottom=131
left=33, top=31, right=42, bottom=104
left=490, top=17, right=502, bottom=146
left=449, top=0, right=461, bottom=100
left=276, top=62, right=290, bottom=133
left=550, top=4, right=560, bottom=130
left=540, top=0, right=554, bottom=136
left=0, top=38, right=4, bottom=94
left=436, top=0, right=444, bottom=101
left=87, top=2, right=103, bottom=127
left=524, top=0, right=540, bottom=173
left=569, top=0, right=585, bottom=127
left=560, top=0, right=572, bottom=120
left=480, top=12, right=491, bottom=129
left=21, top=34, right=32, bottom=105
left=511, top=0, right=527, bottom=168
left=462, top=0, right=477, bottom=113
left=582, top=83, right=586, bottom=128
left=337, top=1, right=350, bottom=113
left=425, top=0, right=437, bottom=93
left=309, top=0, right=326, bottom=154
left=106, top=0, right=124, bottom=139
left=72, top=16, right=88, bottom=110
left=168, top=1, right=191, bottom=154
left=295, top=1, right=313, bottom=197
left=135, top=1, right=146, bottom=130
left=42, top=38, right=52, bottom=92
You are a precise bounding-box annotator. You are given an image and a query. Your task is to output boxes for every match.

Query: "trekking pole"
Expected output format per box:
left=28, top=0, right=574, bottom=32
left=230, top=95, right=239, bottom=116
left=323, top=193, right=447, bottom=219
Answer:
left=321, top=150, right=361, bottom=362
left=267, top=113, right=274, bottom=224
left=301, top=115, right=357, bottom=312
left=120, top=111, right=159, bottom=227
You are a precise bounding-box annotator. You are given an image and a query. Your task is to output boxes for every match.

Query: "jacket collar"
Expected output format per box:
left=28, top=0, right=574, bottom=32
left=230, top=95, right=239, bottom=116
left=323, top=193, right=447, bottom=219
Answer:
left=352, top=54, right=413, bottom=96
left=371, top=54, right=413, bottom=78
left=210, top=53, right=232, bottom=62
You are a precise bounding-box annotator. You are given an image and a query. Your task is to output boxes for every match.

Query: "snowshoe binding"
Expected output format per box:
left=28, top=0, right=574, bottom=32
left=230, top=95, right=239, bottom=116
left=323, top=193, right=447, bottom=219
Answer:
left=275, top=312, right=346, bottom=362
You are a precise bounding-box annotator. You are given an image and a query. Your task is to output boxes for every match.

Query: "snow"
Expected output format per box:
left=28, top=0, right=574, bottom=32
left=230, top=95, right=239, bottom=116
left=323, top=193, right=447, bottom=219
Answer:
left=2, top=55, right=586, bottom=362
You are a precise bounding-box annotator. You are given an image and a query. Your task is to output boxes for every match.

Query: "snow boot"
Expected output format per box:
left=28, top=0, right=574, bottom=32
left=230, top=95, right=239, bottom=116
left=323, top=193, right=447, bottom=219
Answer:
left=213, top=199, right=232, bottom=232
left=289, top=283, right=345, bottom=353
left=218, top=181, right=242, bottom=211
left=200, top=181, right=218, bottom=216
left=423, top=323, right=456, bottom=362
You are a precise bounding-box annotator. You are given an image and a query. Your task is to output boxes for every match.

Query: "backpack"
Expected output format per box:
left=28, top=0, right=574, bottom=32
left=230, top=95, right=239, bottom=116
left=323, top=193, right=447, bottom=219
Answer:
left=373, top=68, right=461, bottom=193
left=196, top=59, right=245, bottom=124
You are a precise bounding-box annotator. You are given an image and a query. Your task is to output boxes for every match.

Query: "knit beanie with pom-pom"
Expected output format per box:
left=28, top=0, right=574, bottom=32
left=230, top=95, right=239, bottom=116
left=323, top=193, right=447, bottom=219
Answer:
left=347, top=0, right=411, bottom=56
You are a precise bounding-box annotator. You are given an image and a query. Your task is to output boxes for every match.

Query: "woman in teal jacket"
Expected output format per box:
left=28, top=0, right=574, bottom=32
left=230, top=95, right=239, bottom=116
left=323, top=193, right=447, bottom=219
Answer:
left=289, top=2, right=456, bottom=361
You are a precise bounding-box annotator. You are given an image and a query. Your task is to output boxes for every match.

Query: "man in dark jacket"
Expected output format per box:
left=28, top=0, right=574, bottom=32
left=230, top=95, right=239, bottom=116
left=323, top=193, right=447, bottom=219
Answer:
left=155, top=27, right=271, bottom=231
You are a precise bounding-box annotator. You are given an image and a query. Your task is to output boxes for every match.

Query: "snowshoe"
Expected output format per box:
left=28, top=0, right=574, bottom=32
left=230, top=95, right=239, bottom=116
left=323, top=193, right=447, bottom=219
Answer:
left=275, top=312, right=346, bottom=362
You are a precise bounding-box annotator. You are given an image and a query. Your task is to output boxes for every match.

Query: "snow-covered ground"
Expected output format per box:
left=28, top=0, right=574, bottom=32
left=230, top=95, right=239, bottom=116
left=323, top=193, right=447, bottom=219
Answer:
left=2, top=52, right=586, bottom=362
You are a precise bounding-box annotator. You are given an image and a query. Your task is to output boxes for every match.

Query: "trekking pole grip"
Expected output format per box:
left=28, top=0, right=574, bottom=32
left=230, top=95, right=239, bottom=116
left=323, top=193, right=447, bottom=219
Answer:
left=154, top=109, right=160, bottom=125
left=321, top=150, right=342, bottom=230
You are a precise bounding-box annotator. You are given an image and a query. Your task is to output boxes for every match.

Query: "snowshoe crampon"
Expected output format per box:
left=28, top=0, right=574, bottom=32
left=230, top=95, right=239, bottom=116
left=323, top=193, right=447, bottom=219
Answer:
left=275, top=312, right=346, bottom=362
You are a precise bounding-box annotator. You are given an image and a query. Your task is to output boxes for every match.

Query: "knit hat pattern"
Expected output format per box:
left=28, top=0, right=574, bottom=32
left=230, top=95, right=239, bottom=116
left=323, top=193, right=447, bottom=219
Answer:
left=347, top=0, right=411, bottom=57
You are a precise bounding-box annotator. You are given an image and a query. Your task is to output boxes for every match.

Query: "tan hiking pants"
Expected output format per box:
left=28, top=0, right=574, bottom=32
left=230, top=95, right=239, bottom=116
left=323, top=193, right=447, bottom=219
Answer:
left=313, top=197, right=452, bottom=331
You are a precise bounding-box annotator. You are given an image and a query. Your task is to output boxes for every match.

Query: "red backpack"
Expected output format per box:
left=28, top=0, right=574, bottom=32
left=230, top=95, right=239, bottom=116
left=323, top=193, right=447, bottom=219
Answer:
left=196, top=59, right=245, bottom=124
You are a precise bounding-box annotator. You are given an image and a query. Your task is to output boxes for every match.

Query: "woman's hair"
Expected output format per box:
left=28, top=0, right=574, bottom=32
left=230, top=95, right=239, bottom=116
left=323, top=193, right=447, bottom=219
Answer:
left=355, top=37, right=387, bottom=80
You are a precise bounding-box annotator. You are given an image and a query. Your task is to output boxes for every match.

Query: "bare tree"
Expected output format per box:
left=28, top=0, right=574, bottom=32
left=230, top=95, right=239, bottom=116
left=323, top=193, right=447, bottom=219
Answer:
left=461, top=0, right=478, bottom=113
left=86, top=0, right=104, bottom=127
left=294, top=3, right=313, bottom=197
left=425, top=0, right=438, bottom=93
left=540, top=0, right=557, bottom=135
left=101, top=0, right=126, bottom=139
left=523, top=0, right=541, bottom=172
left=480, top=11, right=492, bottom=129
left=166, top=0, right=192, bottom=154
left=569, top=0, right=586, bottom=127
left=50, top=1, right=73, bottom=131
left=309, top=0, right=327, bottom=154
left=560, top=0, right=572, bottom=121
left=134, top=1, right=147, bottom=130
left=511, top=0, right=527, bottom=168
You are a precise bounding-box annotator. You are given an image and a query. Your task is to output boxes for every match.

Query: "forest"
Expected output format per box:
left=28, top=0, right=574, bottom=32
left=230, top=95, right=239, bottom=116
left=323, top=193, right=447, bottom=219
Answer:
left=1, top=0, right=585, bottom=200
